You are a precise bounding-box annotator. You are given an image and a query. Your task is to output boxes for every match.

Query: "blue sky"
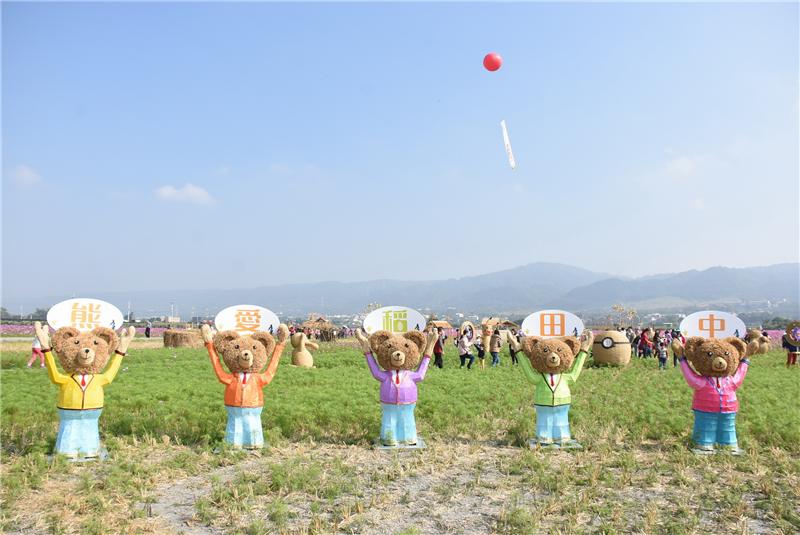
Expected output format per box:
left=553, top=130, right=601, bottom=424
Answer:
left=3, top=2, right=798, bottom=302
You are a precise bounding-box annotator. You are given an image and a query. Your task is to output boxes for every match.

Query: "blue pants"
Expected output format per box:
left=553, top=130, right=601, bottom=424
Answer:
left=491, top=352, right=500, bottom=366
left=692, top=410, right=738, bottom=447
left=55, top=409, right=102, bottom=457
left=225, top=406, right=264, bottom=448
left=534, top=404, right=571, bottom=442
left=380, top=403, right=417, bottom=444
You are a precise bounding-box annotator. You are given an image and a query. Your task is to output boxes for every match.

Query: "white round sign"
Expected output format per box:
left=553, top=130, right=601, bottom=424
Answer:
left=47, top=298, right=125, bottom=332
left=362, top=306, right=426, bottom=335
left=521, top=309, right=585, bottom=338
left=214, top=305, right=280, bottom=336
left=680, top=310, right=746, bottom=339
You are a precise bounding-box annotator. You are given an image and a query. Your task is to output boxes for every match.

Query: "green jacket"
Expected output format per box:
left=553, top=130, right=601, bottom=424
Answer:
left=519, top=351, right=587, bottom=406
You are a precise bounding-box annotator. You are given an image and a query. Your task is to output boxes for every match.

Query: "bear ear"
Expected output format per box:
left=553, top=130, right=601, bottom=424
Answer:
left=403, top=330, right=426, bottom=353
left=92, top=327, right=120, bottom=354
left=52, top=327, right=80, bottom=353
left=561, top=336, right=580, bottom=356
left=725, top=337, right=747, bottom=359
left=368, top=330, right=392, bottom=353
left=251, top=332, right=276, bottom=355
left=684, top=337, right=704, bottom=357
left=213, top=331, right=240, bottom=353
left=521, top=336, right=540, bottom=353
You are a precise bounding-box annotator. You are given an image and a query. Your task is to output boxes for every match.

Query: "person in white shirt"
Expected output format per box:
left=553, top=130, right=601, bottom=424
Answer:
left=27, top=329, right=45, bottom=368
left=458, top=332, right=475, bottom=369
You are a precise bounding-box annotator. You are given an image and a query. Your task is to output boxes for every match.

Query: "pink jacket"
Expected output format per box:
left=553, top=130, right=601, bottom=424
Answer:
left=679, top=358, right=750, bottom=413
left=365, top=352, right=430, bottom=405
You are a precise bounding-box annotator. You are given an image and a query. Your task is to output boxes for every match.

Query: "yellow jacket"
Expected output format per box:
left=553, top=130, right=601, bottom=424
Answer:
left=44, top=350, right=124, bottom=410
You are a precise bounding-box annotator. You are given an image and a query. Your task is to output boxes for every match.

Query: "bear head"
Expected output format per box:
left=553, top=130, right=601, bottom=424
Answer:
left=51, top=327, right=120, bottom=375
left=520, top=336, right=581, bottom=374
left=213, top=331, right=276, bottom=373
left=368, top=330, right=426, bottom=371
left=683, top=336, right=747, bottom=377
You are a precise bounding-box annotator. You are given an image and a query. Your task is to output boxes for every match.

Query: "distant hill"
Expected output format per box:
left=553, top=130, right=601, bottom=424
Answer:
left=552, top=263, right=799, bottom=312
left=7, top=262, right=799, bottom=317
left=32, top=262, right=611, bottom=316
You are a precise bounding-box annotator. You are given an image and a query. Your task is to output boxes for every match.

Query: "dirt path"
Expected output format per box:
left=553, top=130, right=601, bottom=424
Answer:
left=142, top=440, right=788, bottom=535
left=147, top=442, right=534, bottom=534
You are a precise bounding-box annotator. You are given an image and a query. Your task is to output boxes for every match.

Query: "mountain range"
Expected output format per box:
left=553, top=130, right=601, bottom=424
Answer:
left=11, top=262, right=799, bottom=318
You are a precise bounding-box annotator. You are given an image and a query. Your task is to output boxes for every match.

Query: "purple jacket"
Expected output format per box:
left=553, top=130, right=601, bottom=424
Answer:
left=365, top=352, right=430, bottom=405
left=679, top=357, right=749, bottom=413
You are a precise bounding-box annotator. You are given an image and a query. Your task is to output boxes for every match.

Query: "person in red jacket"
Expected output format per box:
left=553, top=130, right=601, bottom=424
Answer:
left=638, top=328, right=654, bottom=358
left=432, top=327, right=446, bottom=369
left=782, top=322, right=800, bottom=367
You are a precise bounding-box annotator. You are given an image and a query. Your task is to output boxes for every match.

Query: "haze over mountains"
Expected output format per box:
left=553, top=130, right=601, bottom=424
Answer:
left=6, top=263, right=798, bottom=318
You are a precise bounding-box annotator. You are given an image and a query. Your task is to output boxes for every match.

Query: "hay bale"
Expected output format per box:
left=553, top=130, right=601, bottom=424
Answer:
left=163, top=329, right=203, bottom=348
left=592, top=330, right=632, bottom=366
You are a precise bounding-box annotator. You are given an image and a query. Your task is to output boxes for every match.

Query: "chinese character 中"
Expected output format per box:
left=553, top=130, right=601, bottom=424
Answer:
left=698, top=314, right=725, bottom=339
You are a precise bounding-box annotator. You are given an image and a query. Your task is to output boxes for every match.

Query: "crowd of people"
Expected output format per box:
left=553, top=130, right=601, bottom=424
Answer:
left=626, top=327, right=685, bottom=368
left=286, top=324, right=356, bottom=340
left=429, top=326, right=513, bottom=370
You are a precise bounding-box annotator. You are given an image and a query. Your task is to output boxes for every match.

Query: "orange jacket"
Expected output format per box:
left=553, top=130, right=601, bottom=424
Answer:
left=205, top=341, right=285, bottom=407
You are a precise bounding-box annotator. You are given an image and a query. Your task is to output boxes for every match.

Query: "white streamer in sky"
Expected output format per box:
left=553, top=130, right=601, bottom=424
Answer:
left=500, top=120, right=516, bottom=170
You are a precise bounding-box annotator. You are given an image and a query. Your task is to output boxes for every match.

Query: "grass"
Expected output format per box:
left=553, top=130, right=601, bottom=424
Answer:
left=1, top=340, right=799, bottom=533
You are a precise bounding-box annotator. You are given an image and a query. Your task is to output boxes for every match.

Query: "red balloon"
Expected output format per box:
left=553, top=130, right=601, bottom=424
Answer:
left=483, top=52, right=502, bottom=72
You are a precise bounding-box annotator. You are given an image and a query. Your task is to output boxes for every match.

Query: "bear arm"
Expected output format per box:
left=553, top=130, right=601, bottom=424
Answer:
left=205, top=342, right=233, bottom=384
left=518, top=355, right=540, bottom=385
left=99, top=353, right=124, bottom=385
left=411, top=355, right=431, bottom=383
left=567, top=351, right=588, bottom=383
left=43, top=350, right=68, bottom=385
left=678, top=358, right=705, bottom=389
left=731, top=360, right=749, bottom=390
left=365, top=353, right=389, bottom=381
left=259, top=342, right=286, bottom=385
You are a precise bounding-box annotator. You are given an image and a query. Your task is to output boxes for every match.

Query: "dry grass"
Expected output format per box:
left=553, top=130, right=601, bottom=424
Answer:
left=2, top=439, right=798, bottom=535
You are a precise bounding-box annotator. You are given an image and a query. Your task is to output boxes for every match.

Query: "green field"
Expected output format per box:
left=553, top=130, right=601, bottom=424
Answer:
left=1, top=341, right=799, bottom=534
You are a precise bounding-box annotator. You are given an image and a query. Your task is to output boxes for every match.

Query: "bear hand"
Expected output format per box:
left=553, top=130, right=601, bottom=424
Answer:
left=355, top=329, right=371, bottom=354
left=34, top=321, right=51, bottom=350
left=118, top=326, right=136, bottom=354
left=579, top=329, right=595, bottom=353
left=424, top=329, right=439, bottom=356
left=200, top=324, right=214, bottom=344
left=276, top=324, right=289, bottom=344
